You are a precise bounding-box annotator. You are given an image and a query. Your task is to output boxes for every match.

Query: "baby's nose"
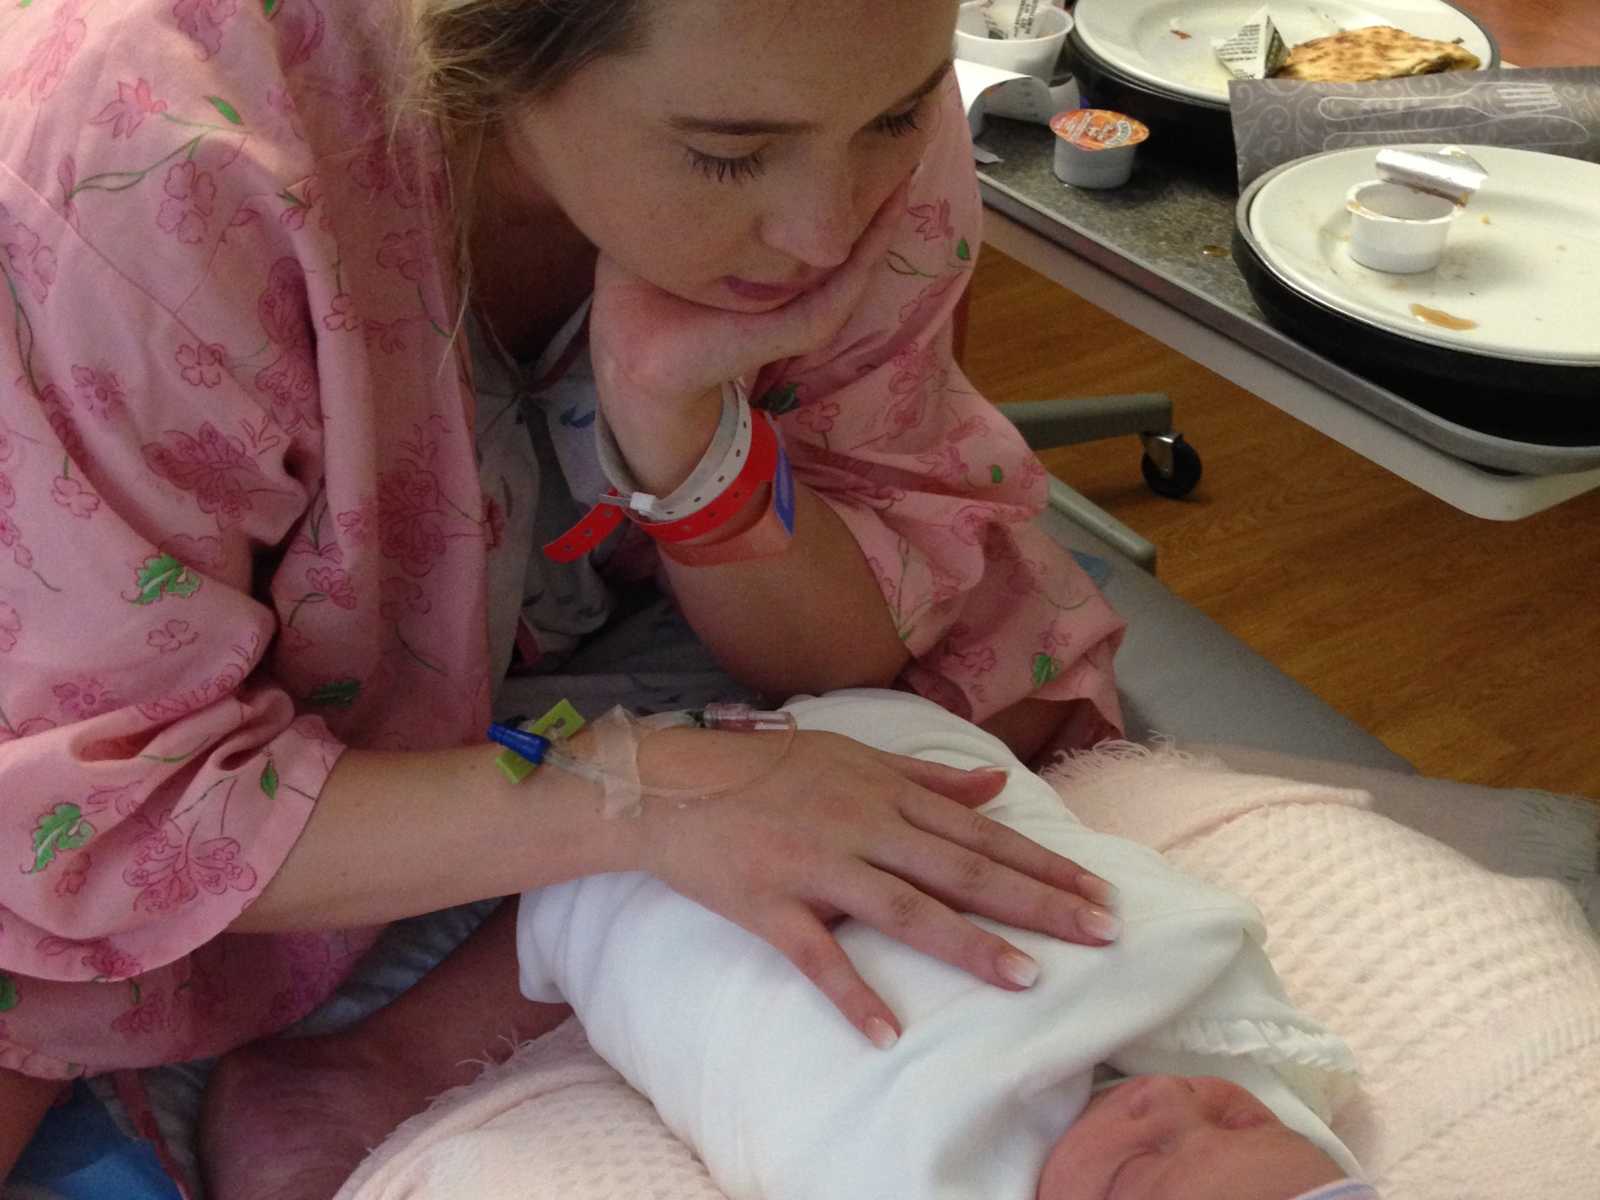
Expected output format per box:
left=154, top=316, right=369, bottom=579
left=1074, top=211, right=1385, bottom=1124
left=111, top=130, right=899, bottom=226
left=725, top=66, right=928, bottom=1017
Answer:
left=1123, top=1075, right=1200, bottom=1121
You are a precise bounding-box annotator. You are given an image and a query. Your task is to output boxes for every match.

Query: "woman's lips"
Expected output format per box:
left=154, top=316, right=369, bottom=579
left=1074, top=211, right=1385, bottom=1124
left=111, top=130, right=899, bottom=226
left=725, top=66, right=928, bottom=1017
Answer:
left=722, top=267, right=836, bottom=303
left=722, top=276, right=806, bottom=303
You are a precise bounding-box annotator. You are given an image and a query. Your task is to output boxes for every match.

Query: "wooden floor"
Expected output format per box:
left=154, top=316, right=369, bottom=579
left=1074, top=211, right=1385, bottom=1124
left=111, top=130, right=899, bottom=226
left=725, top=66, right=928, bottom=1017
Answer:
left=963, top=248, right=1600, bottom=800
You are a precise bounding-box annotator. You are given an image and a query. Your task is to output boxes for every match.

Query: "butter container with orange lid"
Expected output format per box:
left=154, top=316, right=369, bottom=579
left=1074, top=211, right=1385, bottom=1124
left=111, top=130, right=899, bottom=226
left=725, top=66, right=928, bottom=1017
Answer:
left=1049, top=108, right=1150, bottom=189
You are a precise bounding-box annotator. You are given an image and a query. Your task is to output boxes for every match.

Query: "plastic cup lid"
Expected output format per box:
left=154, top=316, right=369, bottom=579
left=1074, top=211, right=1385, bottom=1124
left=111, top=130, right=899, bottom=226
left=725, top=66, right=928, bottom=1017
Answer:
left=1049, top=108, right=1150, bottom=151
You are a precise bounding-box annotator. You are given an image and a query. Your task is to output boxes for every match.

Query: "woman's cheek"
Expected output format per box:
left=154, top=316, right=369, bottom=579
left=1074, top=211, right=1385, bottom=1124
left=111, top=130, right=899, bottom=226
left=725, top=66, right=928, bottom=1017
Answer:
left=865, top=130, right=937, bottom=215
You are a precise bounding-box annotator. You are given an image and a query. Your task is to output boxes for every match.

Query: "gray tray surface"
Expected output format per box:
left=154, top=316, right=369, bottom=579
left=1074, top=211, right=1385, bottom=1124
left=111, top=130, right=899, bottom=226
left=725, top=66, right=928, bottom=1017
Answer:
left=974, top=117, right=1600, bottom=477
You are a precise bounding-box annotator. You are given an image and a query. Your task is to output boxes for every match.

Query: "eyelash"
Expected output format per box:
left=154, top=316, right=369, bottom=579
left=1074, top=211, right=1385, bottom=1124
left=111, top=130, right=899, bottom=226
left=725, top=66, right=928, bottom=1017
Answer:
left=1105, top=1149, right=1157, bottom=1198
left=686, top=106, right=925, bottom=184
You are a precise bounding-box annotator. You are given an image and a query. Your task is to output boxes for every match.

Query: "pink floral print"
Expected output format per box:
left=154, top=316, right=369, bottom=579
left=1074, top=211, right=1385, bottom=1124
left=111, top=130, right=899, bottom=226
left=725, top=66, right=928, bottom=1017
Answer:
left=156, top=161, right=216, bottom=244
left=304, top=566, right=356, bottom=610
left=71, top=364, right=127, bottom=420
left=908, top=198, right=956, bottom=243
left=0, top=0, right=86, bottom=106
left=50, top=475, right=100, bottom=518
left=142, top=423, right=270, bottom=527
left=91, top=78, right=169, bottom=140
left=378, top=463, right=448, bottom=578
left=323, top=292, right=360, bottom=332
left=0, top=0, right=1121, bottom=1082
left=173, top=0, right=239, bottom=61
left=0, top=601, right=20, bottom=653
left=123, top=818, right=257, bottom=915
left=377, top=228, right=432, bottom=283
left=147, top=619, right=198, bottom=654
left=254, top=258, right=319, bottom=431
left=176, top=341, right=226, bottom=387
left=52, top=677, right=122, bottom=720
left=0, top=204, right=58, bottom=304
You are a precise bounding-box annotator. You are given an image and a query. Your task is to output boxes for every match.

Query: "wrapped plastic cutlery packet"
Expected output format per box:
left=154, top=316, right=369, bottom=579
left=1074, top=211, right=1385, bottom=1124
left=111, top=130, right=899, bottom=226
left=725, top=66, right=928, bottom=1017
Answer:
left=1227, top=66, right=1600, bottom=189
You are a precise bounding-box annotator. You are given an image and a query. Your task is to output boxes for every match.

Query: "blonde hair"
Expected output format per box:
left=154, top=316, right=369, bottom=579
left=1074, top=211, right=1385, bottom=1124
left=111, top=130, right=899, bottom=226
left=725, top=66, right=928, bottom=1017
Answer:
left=401, top=0, right=649, bottom=131
left=394, top=1, right=651, bottom=336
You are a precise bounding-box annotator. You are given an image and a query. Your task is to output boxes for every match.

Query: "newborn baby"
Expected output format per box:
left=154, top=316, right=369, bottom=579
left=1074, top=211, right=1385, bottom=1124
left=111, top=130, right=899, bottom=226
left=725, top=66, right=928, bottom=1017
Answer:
left=517, top=690, right=1375, bottom=1200
left=1039, top=1074, right=1361, bottom=1200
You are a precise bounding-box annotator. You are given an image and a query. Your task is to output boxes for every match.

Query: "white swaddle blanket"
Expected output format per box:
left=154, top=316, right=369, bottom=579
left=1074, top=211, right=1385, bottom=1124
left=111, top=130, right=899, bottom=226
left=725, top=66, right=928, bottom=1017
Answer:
left=515, top=690, right=1360, bottom=1199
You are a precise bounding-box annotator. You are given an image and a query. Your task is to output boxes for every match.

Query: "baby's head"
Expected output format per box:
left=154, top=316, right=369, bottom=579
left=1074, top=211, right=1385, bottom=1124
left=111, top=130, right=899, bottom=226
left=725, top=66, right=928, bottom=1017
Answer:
left=1037, top=1074, right=1348, bottom=1200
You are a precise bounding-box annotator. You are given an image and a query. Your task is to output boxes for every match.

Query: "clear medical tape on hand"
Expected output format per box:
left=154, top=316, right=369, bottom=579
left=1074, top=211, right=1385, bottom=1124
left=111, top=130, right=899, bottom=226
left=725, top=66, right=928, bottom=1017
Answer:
left=491, top=702, right=797, bottom=818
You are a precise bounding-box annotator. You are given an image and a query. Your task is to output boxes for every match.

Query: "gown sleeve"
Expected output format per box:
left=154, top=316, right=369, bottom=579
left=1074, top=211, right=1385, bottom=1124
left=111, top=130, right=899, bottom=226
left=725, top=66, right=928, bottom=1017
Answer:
left=0, top=0, right=471, bottom=983
left=753, top=77, right=1125, bottom=735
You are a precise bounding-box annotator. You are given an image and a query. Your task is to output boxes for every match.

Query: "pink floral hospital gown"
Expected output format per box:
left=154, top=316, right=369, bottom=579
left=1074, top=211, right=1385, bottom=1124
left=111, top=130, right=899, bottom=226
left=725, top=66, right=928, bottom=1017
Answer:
left=0, top=0, right=1125, bottom=1079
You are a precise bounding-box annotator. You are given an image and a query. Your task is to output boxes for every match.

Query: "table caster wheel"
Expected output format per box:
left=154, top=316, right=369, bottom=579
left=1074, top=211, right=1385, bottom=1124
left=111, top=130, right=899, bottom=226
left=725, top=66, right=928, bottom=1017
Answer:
left=1140, top=433, right=1201, bottom=498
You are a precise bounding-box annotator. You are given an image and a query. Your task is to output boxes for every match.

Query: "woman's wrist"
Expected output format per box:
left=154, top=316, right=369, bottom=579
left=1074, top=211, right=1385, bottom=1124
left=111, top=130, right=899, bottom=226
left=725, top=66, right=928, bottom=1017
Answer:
left=597, top=382, right=724, bottom=495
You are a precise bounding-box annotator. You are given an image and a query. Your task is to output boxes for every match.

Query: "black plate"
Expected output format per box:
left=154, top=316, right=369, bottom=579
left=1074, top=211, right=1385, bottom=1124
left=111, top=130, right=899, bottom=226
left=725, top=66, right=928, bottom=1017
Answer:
left=1064, top=3, right=1503, bottom=179
left=1063, top=32, right=1236, bottom=170
left=1233, top=174, right=1600, bottom=447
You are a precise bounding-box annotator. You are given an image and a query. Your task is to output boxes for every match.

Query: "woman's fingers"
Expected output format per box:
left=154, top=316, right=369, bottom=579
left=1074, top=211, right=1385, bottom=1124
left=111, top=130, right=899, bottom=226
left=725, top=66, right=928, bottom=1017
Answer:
left=879, top=753, right=1117, bottom=911
left=595, top=174, right=913, bottom=399
left=873, top=814, right=1121, bottom=947
left=829, top=862, right=1050, bottom=995
left=758, top=904, right=902, bottom=1049
left=886, top=755, right=1010, bottom=808
left=732, top=176, right=912, bottom=362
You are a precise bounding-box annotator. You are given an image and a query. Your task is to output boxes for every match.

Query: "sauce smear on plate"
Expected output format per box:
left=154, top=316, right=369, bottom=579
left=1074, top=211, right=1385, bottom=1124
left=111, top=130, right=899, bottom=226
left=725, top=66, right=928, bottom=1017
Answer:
left=1410, top=303, right=1478, bottom=331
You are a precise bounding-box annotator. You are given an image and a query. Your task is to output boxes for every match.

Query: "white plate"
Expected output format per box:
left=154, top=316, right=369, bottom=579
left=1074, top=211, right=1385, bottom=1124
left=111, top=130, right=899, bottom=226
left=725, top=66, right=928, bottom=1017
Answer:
left=1247, top=145, right=1600, bottom=365
left=1073, top=0, right=1495, bottom=105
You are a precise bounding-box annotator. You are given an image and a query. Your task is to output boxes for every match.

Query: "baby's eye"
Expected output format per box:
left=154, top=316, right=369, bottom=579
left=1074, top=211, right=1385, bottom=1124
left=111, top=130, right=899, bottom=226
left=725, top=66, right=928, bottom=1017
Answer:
left=1105, top=1146, right=1163, bottom=1199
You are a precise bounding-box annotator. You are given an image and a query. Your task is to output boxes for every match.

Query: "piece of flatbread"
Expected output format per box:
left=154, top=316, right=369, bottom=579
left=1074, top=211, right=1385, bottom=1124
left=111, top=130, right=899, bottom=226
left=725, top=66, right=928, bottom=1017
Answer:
left=1273, top=25, right=1482, bottom=83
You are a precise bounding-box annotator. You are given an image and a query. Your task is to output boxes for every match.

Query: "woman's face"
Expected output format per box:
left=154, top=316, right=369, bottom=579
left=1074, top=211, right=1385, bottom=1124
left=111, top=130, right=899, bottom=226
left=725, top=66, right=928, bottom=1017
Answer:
left=496, top=0, right=959, bottom=312
left=1036, top=1075, right=1345, bottom=1200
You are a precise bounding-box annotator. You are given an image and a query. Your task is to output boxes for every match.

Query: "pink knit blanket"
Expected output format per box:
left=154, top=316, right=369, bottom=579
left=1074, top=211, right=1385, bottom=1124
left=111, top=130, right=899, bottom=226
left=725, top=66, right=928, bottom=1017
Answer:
left=335, top=748, right=1600, bottom=1200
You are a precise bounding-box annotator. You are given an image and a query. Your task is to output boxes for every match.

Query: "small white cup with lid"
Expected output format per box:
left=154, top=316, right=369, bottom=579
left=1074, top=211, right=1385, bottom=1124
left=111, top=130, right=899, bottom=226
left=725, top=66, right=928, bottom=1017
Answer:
left=1344, top=180, right=1460, bottom=274
left=1050, top=109, right=1150, bottom=189
left=1344, top=148, right=1488, bottom=274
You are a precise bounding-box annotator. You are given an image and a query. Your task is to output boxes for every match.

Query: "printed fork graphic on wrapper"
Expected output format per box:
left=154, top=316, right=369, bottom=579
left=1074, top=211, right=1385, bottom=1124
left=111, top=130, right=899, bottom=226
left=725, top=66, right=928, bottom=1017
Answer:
left=1318, top=81, right=1562, bottom=121
left=1322, top=112, right=1589, bottom=149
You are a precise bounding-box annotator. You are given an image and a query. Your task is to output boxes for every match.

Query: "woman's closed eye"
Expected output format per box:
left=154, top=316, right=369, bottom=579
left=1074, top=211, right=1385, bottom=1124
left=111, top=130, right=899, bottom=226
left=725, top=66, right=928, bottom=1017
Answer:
left=686, top=146, right=770, bottom=184
left=685, top=100, right=927, bottom=184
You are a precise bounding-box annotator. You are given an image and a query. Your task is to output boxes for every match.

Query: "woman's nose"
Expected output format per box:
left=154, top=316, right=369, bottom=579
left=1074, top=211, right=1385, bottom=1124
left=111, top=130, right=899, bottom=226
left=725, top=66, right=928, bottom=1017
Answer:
left=758, top=171, right=859, bottom=270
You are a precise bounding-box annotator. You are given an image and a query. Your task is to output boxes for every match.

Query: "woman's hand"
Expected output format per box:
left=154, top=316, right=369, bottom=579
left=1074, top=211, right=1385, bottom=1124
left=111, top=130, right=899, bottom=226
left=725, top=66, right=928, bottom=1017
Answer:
left=588, top=181, right=909, bottom=490
left=629, top=728, right=1120, bottom=1048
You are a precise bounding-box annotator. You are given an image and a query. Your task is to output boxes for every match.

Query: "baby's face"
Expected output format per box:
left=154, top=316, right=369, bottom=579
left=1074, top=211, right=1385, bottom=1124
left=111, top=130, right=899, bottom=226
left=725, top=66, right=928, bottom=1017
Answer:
left=1036, top=1075, right=1344, bottom=1200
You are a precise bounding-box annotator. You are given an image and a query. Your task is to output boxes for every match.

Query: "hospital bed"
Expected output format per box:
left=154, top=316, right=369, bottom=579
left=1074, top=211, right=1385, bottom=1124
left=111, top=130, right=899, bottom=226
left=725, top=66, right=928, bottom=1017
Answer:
left=8, top=410, right=1598, bottom=1200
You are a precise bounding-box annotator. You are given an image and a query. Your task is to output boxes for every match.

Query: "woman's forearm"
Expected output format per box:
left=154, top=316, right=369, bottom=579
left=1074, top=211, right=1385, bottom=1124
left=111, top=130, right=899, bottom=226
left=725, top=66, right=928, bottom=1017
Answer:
left=661, top=484, right=911, bottom=697
left=667, top=489, right=1077, bottom=762
left=229, top=742, right=638, bottom=933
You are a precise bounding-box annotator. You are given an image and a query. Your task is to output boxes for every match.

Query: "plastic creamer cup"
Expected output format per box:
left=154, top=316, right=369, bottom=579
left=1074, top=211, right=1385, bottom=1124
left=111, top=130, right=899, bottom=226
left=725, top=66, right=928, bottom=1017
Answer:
left=1049, top=109, right=1150, bottom=189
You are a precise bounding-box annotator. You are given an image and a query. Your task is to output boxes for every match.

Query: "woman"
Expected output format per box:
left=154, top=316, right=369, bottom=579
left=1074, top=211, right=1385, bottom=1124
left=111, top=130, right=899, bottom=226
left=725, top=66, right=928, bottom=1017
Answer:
left=0, top=0, right=1126, bottom=1195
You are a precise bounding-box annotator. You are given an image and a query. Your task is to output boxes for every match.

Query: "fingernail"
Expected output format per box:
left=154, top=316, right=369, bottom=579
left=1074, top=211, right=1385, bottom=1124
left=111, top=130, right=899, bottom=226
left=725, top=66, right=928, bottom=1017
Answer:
left=865, top=1017, right=899, bottom=1050
left=998, top=949, right=1040, bottom=988
left=1079, top=906, right=1122, bottom=943
left=1079, top=874, right=1118, bottom=907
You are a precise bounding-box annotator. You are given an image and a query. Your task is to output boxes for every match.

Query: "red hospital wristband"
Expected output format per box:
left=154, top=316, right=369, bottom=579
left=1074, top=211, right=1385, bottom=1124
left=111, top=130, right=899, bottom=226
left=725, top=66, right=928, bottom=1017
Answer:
left=543, top=410, right=783, bottom=563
